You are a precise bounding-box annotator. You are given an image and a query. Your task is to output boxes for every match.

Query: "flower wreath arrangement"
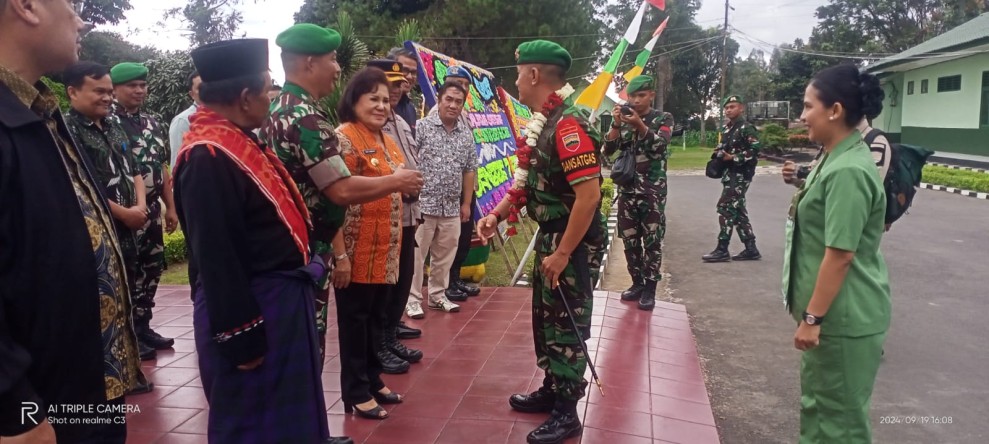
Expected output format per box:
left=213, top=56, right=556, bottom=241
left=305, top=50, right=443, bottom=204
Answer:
left=502, top=83, right=576, bottom=236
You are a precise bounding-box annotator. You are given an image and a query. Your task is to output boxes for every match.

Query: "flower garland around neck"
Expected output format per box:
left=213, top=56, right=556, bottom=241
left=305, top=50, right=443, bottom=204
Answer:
left=503, top=83, right=576, bottom=236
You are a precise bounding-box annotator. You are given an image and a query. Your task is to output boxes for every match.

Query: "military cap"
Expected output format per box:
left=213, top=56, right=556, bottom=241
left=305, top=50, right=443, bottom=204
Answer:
left=276, top=24, right=342, bottom=55
left=191, top=39, right=269, bottom=83
left=627, top=75, right=655, bottom=94
left=446, top=65, right=470, bottom=79
left=723, top=94, right=744, bottom=107
left=110, top=62, right=148, bottom=85
left=515, top=40, right=572, bottom=72
left=367, top=59, right=407, bottom=84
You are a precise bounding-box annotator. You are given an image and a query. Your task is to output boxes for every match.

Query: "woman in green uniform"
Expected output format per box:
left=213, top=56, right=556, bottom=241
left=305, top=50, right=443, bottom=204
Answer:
left=782, top=64, right=891, bottom=443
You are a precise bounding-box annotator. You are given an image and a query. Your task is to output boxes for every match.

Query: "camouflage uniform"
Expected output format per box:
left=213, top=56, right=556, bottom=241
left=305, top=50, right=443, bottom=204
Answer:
left=65, top=109, right=142, bottom=297
left=527, top=98, right=605, bottom=402
left=259, top=82, right=352, bottom=358
left=716, top=118, right=761, bottom=243
left=604, top=110, right=673, bottom=284
left=114, top=104, right=169, bottom=329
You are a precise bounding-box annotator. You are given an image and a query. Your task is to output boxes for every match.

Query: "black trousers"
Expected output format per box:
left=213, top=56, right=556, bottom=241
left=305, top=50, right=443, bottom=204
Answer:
left=449, top=195, right=478, bottom=283
left=384, top=225, right=417, bottom=329
left=335, top=283, right=388, bottom=404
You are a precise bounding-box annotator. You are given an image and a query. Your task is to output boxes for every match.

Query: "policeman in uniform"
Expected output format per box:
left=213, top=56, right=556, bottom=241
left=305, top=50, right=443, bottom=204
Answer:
left=603, top=75, right=673, bottom=310
left=477, top=40, right=605, bottom=444
left=702, top=94, right=762, bottom=262
left=110, top=62, right=177, bottom=354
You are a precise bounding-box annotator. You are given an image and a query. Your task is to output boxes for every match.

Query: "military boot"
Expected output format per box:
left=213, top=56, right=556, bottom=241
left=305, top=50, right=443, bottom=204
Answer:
left=384, top=327, right=423, bottom=363
left=732, top=240, right=762, bottom=261
left=526, top=399, right=583, bottom=444
left=376, top=336, right=410, bottom=374
left=620, top=278, right=644, bottom=301
left=509, top=386, right=556, bottom=413
left=638, top=279, right=657, bottom=311
left=702, top=240, right=731, bottom=263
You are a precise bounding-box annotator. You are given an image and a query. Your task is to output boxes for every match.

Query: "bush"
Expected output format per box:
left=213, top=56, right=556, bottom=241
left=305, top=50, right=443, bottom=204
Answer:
left=40, top=77, right=70, bottom=111
left=922, top=166, right=989, bottom=193
left=759, top=123, right=789, bottom=154
left=671, top=130, right=718, bottom=148
left=787, top=133, right=811, bottom=147
left=164, top=230, right=187, bottom=265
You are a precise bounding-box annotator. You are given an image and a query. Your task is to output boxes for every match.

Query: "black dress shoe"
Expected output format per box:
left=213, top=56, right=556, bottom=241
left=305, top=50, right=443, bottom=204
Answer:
left=323, top=437, right=354, bottom=444
left=138, top=340, right=157, bottom=361
left=396, top=321, right=421, bottom=339
left=445, top=288, right=468, bottom=302
left=376, top=348, right=410, bottom=374
left=509, top=387, right=556, bottom=413
left=139, top=329, right=175, bottom=350
left=385, top=327, right=423, bottom=362
left=453, top=279, right=481, bottom=296
left=526, top=400, right=582, bottom=444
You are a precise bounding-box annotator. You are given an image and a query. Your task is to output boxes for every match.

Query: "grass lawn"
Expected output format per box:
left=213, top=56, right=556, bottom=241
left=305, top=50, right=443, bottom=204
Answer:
left=668, top=145, right=713, bottom=170
left=922, top=165, right=989, bottom=193
left=161, top=262, right=190, bottom=285
left=480, top=218, right=539, bottom=287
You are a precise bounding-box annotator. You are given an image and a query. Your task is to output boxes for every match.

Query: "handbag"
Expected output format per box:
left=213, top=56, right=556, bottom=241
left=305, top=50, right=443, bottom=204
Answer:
left=705, top=151, right=727, bottom=179
left=610, top=138, right=637, bottom=187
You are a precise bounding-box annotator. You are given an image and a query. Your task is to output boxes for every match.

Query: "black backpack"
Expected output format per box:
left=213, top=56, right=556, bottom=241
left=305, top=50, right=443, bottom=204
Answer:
left=864, top=129, right=934, bottom=225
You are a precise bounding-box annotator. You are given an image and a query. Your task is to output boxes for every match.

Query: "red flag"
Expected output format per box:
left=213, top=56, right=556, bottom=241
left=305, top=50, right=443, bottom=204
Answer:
left=653, top=16, right=670, bottom=37
left=648, top=0, right=666, bottom=11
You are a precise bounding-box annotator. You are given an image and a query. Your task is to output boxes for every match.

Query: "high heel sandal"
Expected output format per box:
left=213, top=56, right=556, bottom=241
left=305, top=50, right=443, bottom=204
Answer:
left=372, top=390, right=404, bottom=405
left=343, top=402, right=388, bottom=420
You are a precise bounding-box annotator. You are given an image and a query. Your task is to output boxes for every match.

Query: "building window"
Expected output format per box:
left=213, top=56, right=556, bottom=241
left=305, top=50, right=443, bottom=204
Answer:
left=907, top=81, right=914, bottom=95
left=921, top=79, right=929, bottom=94
left=937, top=75, right=962, bottom=92
left=980, top=71, right=988, bottom=126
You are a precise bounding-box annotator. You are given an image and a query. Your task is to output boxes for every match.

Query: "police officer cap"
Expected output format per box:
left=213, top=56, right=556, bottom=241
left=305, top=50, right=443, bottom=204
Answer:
left=515, top=40, right=572, bottom=72
left=191, top=39, right=269, bottom=83
left=276, top=24, right=342, bottom=55
left=367, top=59, right=407, bottom=84
left=110, top=62, right=148, bottom=85
left=446, top=65, right=470, bottom=79
left=627, top=75, right=655, bottom=94
left=723, top=94, right=744, bottom=107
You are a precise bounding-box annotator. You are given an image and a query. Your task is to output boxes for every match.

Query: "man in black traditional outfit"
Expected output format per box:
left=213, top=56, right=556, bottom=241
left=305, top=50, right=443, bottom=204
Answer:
left=172, top=38, right=352, bottom=444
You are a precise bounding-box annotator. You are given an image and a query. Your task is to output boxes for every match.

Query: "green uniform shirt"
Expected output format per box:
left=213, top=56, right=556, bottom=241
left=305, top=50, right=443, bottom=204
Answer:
left=718, top=118, right=761, bottom=183
left=260, top=82, right=352, bottom=255
left=784, top=132, right=890, bottom=337
left=603, top=109, right=674, bottom=195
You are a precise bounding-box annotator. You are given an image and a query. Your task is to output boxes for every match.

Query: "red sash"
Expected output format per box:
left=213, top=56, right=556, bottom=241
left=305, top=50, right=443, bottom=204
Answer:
left=174, top=107, right=312, bottom=259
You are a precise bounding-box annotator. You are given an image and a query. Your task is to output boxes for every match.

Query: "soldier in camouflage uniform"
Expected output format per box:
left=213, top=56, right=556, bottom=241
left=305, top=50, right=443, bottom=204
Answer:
left=260, top=24, right=424, bottom=362
left=603, top=75, right=673, bottom=311
left=702, top=94, right=762, bottom=262
left=477, top=40, right=605, bottom=444
left=110, top=62, right=177, bottom=353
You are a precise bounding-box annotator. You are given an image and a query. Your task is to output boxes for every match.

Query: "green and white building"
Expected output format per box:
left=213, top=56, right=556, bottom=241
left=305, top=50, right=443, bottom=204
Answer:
left=867, top=12, right=989, bottom=157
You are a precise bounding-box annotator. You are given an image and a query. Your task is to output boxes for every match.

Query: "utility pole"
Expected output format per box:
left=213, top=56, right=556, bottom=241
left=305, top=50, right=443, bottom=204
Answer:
left=719, top=0, right=730, bottom=103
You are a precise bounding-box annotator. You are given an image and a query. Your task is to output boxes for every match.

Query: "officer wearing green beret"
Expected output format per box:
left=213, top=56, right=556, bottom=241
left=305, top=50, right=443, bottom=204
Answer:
left=110, top=61, right=177, bottom=361
left=603, top=74, right=674, bottom=311
left=260, top=24, right=423, bottom=366
left=477, top=39, right=606, bottom=444
left=702, top=94, right=762, bottom=262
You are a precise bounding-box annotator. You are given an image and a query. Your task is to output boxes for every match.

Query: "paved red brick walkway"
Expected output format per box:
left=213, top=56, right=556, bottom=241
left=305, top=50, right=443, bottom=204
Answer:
left=125, top=285, right=718, bottom=443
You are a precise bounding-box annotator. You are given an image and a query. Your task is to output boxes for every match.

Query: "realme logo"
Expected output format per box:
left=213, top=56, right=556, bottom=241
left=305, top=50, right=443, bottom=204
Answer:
left=22, top=402, right=39, bottom=425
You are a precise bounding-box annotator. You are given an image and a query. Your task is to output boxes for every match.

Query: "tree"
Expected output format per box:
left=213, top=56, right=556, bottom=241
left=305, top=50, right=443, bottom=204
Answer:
left=809, top=0, right=988, bottom=54
left=80, top=0, right=133, bottom=26
left=165, top=0, right=245, bottom=47
left=79, top=31, right=160, bottom=67
left=296, top=0, right=607, bottom=87
left=770, top=39, right=835, bottom=114
left=671, top=27, right=739, bottom=144
left=729, top=50, right=773, bottom=103
left=144, top=51, right=196, bottom=125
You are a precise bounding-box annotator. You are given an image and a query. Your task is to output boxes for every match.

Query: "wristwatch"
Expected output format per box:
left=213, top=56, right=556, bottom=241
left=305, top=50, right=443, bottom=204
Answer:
left=802, top=311, right=824, bottom=326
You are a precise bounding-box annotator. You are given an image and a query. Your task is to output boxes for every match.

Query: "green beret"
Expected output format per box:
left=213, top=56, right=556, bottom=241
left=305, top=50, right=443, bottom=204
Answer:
left=627, top=75, right=654, bottom=94
left=276, top=24, right=342, bottom=55
left=516, top=40, right=572, bottom=72
left=723, top=94, right=744, bottom=107
left=110, top=63, right=148, bottom=85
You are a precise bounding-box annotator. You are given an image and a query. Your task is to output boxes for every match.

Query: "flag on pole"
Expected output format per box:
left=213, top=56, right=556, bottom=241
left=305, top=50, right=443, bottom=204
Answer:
left=573, top=0, right=649, bottom=113
left=621, top=17, right=670, bottom=85
left=648, top=0, right=667, bottom=11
